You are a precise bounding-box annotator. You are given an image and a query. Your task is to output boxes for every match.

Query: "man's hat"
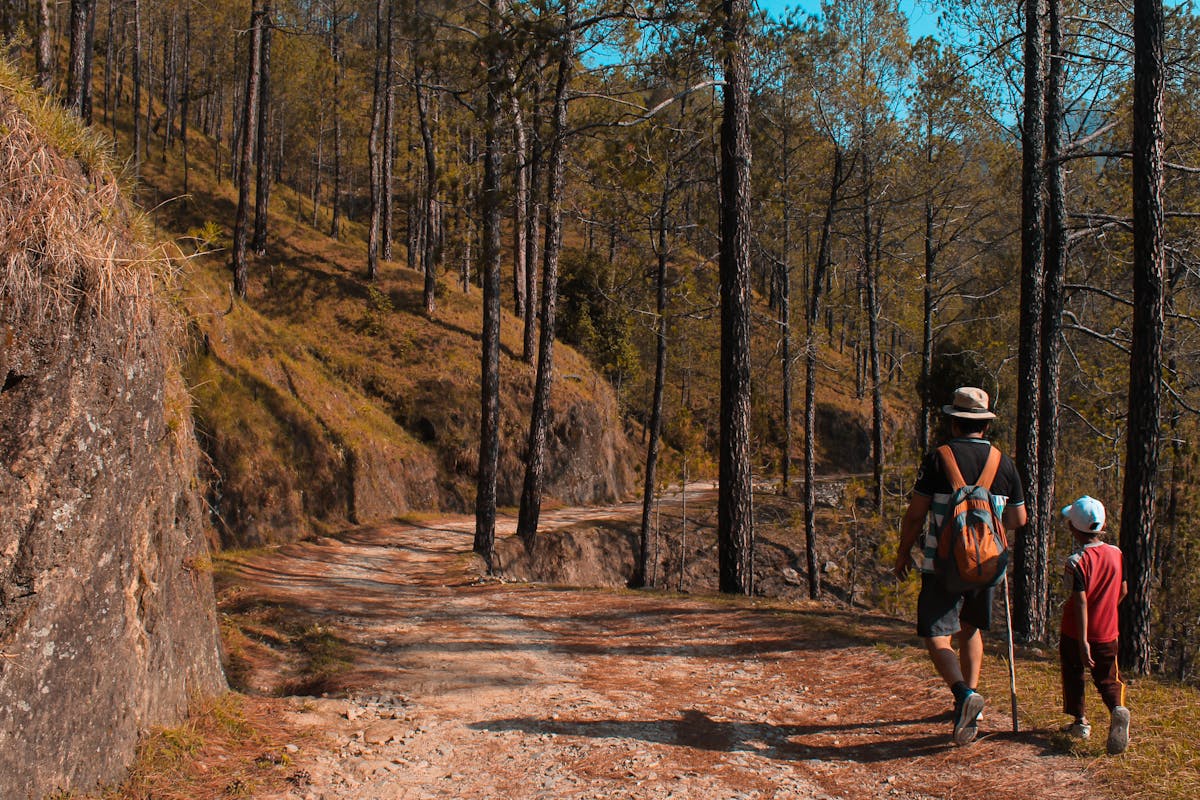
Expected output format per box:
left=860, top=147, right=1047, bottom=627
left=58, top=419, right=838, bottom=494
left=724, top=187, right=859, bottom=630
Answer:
left=1063, top=496, right=1106, bottom=533
left=942, top=386, right=996, bottom=420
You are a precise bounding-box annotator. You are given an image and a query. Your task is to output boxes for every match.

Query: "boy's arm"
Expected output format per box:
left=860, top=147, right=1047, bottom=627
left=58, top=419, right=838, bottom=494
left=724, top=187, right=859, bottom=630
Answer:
left=1119, top=580, right=1128, bottom=604
left=1072, top=590, right=1094, bottom=668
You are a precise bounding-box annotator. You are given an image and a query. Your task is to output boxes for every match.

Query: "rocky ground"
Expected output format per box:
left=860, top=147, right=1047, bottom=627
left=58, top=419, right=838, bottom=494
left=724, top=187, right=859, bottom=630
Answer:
left=221, top=492, right=1106, bottom=800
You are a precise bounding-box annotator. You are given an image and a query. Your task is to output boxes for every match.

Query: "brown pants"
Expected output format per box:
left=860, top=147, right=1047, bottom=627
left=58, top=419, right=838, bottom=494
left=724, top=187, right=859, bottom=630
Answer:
left=1060, top=636, right=1126, bottom=718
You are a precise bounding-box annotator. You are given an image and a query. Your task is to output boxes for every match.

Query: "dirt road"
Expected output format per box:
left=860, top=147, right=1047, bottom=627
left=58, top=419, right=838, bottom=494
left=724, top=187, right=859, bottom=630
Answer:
left=224, top=500, right=1103, bottom=800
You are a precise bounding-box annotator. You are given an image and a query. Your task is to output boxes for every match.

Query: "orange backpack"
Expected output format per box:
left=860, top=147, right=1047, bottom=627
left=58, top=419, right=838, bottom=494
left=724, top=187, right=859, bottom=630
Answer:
left=935, top=445, right=1010, bottom=592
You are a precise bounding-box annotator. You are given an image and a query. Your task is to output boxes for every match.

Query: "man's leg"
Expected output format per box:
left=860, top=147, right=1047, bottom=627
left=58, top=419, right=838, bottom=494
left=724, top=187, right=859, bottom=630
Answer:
left=917, top=576, right=983, bottom=744
left=958, top=624, right=983, bottom=690
left=924, top=635, right=966, bottom=688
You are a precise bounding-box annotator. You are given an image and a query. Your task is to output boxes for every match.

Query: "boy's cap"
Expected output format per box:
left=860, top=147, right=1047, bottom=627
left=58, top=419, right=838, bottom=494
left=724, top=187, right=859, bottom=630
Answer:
left=942, top=386, right=996, bottom=420
left=1062, top=496, right=1106, bottom=533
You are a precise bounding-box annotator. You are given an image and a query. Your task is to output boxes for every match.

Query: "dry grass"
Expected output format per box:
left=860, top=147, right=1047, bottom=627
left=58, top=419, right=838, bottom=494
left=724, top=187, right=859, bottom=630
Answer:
left=862, top=622, right=1199, bottom=799
left=88, top=693, right=309, bottom=800
left=0, top=58, right=190, bottom=394
left=978, top=651, right=1200, bottom=800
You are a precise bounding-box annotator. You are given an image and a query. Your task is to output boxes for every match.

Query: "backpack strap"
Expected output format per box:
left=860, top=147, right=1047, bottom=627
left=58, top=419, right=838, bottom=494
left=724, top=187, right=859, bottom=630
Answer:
left=977, top=446, right=1002, bottom=491
left=937, top=444, right=1002, bottom=490
left=937, top=445, right=967, bottom=491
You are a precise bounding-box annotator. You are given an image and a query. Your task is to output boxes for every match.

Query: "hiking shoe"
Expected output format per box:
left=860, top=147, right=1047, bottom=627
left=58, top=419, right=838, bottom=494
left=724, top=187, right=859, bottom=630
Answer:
left=1062, top=720, right=1091, bottom=740
left=953, top=690, right=985, bottom=746
left=1107, top=706, right=1130, bottom=755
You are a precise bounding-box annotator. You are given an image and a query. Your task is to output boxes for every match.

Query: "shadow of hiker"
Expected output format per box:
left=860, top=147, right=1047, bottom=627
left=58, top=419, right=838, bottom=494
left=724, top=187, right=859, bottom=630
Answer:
left=471, top=708, right=959, bottom=764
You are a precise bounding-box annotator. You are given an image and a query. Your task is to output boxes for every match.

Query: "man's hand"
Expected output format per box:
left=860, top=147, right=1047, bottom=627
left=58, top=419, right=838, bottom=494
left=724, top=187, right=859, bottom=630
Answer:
left=1080, top=641, right=1094, bottom=669
left=898, top=494, right=931, bottom=581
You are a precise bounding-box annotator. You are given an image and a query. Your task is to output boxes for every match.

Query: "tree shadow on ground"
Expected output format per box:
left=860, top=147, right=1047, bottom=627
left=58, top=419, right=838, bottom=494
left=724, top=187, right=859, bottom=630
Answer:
left=471, top=708, right=1064, bottom=764
left=473, top=708, right=949, bottom=763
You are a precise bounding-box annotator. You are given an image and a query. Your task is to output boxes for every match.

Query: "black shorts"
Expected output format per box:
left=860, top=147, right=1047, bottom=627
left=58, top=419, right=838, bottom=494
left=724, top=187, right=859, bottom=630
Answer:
left=917, top=573, right=994, bottom=638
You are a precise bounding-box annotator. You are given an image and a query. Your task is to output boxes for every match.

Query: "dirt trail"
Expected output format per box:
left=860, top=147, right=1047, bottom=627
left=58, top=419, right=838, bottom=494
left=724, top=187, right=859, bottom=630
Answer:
left=228, top=496, right=1104, bottom=800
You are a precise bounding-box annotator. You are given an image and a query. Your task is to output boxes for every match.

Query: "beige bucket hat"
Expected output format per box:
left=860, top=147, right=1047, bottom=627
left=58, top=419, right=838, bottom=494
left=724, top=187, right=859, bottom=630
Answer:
left=942, top=386, right=996, bottom=420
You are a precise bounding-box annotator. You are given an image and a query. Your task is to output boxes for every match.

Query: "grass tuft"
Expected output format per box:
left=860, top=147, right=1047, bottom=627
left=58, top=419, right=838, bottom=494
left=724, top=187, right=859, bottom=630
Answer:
left=0, top=58, right=183, bottom=374
left=94, top=693, right=308, bottom=800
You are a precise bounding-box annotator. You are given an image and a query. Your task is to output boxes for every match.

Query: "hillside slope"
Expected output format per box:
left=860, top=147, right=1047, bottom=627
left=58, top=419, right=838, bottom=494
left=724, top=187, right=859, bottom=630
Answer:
left=135, top=145, right=638, bottom=547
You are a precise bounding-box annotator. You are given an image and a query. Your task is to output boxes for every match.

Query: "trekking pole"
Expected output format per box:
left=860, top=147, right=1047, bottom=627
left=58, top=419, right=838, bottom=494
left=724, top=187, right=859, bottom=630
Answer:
left=1003, top=573, right=1019, bottom=733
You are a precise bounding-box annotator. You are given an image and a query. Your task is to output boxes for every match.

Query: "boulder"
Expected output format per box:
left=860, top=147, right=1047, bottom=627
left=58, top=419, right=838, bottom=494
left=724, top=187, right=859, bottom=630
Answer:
left=0, top=86, right=225, bottom=798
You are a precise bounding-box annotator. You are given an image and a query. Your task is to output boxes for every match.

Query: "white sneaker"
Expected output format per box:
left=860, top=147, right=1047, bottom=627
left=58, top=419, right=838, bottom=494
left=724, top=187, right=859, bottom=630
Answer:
left=1062, top=720, right=1091, bottom=740
left=1107, top=706, right=1130, bottom=755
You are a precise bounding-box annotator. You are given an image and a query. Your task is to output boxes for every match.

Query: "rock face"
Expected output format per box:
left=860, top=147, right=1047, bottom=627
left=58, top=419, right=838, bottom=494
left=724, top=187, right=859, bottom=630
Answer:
left=0, top=89, right=225, bottom=798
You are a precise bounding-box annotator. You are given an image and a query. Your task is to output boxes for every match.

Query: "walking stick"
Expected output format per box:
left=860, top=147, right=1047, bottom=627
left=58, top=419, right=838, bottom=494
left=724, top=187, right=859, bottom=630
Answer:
left=1003, top=573, right=1019, bottom=732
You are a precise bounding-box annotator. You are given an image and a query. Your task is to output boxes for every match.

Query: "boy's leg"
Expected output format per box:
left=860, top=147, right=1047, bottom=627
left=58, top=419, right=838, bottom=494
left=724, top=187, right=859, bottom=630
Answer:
left=1060, top=635, right=1087, bottom=719
left=1089, top=640, right=1130, bottom=753
left=1089, top=640, right=1127, bottom=712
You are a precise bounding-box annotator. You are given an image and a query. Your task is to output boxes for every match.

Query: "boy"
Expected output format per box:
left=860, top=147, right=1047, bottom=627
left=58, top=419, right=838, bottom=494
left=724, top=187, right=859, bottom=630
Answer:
left=1059, top=496, right=1130, bottom=755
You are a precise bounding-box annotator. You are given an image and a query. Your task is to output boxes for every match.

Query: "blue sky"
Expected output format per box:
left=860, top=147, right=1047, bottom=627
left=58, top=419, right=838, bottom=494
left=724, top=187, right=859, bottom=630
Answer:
left=755, top=0, right=943, bottom=41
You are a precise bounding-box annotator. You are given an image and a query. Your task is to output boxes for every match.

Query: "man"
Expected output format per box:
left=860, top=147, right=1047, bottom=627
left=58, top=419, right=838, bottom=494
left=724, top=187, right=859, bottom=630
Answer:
left=895, top=386, right=1027, bottom=745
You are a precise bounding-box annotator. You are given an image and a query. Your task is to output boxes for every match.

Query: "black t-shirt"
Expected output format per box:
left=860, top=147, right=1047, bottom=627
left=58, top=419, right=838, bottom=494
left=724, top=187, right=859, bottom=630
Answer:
left=913, top=437, right=1025, bottom=503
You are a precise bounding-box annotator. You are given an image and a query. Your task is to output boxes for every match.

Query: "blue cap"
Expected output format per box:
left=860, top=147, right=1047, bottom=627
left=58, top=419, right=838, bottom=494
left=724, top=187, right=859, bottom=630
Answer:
left=1062, top=496, right=1106, bottom=533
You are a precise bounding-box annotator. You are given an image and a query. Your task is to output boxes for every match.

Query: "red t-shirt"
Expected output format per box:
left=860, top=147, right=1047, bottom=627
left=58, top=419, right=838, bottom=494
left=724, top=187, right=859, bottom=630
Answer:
left=1060, top=541, right=1123, bottom=643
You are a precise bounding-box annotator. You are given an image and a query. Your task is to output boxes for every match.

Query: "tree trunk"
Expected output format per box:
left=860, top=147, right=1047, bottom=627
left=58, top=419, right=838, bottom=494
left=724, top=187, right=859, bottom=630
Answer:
left=252, top=9, right=272, bottom=256
left=382, top=0, right=396, bottom=261
left=717, top=0, right=754, bottom=596
left=1034, top=0, right=1067, bottom=644
left=36, top=0, right=53, bottom=93
left=1120, top=0, right=1165, bottom=675
left=1013, top=0, right=1046, bottom=643
left=181, top=10, right=190, bottom=196
left=415, top=62, right=439, bottom=315
left=516, top=2, right=576, bottom=541
left=474, top=0, right=506, bottom=572
left=329, top=12, right=343, bottom=240
left=162, top=12, right=176, bottom=155
left=919, top=196, right=935, bottom=454
left=66, top=0, right=98, bottom=121
left=231, top=0, right=264, bottom=299
left=511, top=89, right=528, bottom=318
left=863, top=162, right=884, bottom=516
left=867, top=229, right=884, bottom=517
left=103, top=0, right=114, bottom=124
left=132, top=0, right=143, bottom=171
left=311, top=124, right=322, bottom=227
left=522, top=67, right=545, bottom=364
left=805, top=149, right=845, bottom=600
left=212, top=82, right=223, bottom=180
left=638, top=186, right=670, bottom=589
left=780, top=144, right=793, bottom=496
left=367, top=0, right=387, bottom=280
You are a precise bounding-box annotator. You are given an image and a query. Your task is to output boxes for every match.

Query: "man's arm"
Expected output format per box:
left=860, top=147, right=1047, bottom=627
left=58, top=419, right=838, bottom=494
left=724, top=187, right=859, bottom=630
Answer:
left=895, top=493, right=931, bottom=580
left=1003, top=502, right=1027, bottom=531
